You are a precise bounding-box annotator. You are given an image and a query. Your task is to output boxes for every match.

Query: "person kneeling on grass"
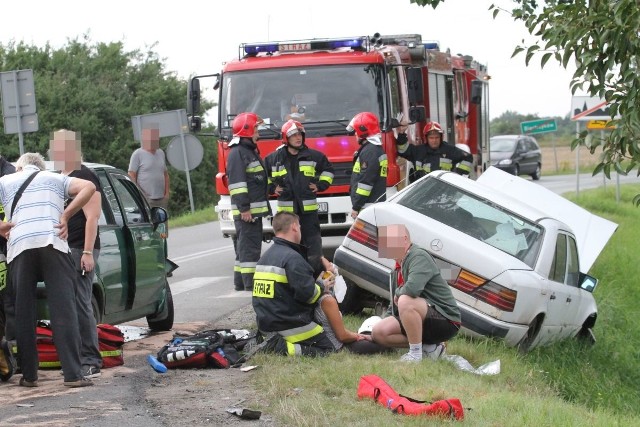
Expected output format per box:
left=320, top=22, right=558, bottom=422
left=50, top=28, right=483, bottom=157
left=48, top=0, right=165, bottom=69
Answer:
left=371, top=224, right=461, bottom=362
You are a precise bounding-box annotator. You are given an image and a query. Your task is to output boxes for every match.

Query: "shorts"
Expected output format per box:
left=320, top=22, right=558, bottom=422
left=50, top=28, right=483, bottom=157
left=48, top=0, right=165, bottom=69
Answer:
left=397, top=305, right=460, bottom=345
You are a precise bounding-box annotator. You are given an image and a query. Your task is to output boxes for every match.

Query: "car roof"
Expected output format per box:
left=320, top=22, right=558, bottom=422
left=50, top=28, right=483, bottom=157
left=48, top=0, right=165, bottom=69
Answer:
left=43, top=160, right=116, bottom=172
left=490, top=135, right=527, bottom=140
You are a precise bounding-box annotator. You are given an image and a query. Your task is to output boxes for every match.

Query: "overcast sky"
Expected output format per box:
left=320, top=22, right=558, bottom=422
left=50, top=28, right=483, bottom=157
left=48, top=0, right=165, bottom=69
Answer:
left=2, top=0, right=579, bottom=121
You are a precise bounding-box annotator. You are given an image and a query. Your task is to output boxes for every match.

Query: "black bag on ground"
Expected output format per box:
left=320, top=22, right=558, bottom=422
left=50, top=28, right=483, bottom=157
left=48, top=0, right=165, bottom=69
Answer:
left=156, top=329, right=255, bottom=369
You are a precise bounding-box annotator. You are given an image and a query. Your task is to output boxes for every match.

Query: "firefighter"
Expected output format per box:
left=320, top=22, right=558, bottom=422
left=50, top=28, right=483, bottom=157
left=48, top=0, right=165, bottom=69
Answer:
left=252, top=211, right=336, bottom=357
left=227, top=112, right=271, bottom=291
left=264, top=120, right=334, bottom=275
left=347, top=112, right=388, bottom=219
left=396, top=121, right=472, bottom=182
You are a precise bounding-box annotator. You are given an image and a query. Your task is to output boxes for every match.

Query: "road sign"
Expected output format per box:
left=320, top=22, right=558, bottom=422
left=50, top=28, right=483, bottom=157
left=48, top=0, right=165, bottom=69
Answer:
left=586, top=120, right=615, bottom=130
left=570, top=96, right=619, bottom=121
left=520, top=118, right=557, bottom=135
left=166, top=134, right=204, bottom=171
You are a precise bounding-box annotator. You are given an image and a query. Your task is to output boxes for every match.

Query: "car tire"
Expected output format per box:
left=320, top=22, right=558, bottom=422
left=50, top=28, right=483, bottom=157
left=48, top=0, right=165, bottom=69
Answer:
left=513, top=164, right=520, bottom=177
left=531, top=164, right=541, bottom=180
left=91, top=293, right=103, bottom=325
left=147, top=280, right=174, bottom=331
left=517, top=316, right=542, bottom=353
left=338, top=279, right=364, bottom=315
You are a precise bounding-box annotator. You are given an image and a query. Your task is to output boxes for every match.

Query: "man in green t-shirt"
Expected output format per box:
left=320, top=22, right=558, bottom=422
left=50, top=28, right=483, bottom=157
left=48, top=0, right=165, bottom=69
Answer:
left=372, top=224, right=461, bottom=362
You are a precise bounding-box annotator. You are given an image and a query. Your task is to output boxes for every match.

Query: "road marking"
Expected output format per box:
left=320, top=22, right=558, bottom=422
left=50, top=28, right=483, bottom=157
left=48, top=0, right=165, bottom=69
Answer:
left=170, top=276, right=252, bottom=299
left=171, top=245, right=234, bottom=264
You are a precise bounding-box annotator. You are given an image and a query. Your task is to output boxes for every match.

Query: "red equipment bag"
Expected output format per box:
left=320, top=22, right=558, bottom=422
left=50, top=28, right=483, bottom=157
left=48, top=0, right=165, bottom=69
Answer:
left=36, top=322, right=125, bottom=369
left=357, top=374, right=464, bottom=420
left=97, top=324, right=125, bottom=368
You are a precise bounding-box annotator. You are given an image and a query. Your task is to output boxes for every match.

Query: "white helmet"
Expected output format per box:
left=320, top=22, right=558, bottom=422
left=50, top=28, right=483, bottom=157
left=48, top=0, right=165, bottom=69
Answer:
left=358, top=315, right=382, bottom=335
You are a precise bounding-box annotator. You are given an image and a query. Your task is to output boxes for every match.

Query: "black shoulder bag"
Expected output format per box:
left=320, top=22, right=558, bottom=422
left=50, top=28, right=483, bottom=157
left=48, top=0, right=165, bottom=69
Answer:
left=9, top=171, right=40, bottom=219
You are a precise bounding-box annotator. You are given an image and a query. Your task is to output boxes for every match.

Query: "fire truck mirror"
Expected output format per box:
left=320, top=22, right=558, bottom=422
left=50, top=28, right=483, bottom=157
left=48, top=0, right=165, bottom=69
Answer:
left=470, top=80, right=483, bottom=105
left=407, top=68, right=424, bottom=104
left=188, top=78, right=202, bottom=115
left=408, top=106, right=426, bottom=123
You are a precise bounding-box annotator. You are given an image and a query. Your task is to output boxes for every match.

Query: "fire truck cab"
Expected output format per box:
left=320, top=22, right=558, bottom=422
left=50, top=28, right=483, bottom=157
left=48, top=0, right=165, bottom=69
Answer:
left=187, top=33, right=490, bottom=240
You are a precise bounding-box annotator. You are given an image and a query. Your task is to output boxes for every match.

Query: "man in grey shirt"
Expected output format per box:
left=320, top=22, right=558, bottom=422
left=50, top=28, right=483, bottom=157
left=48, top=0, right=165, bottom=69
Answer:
left=128, top=124, right=170, bottom=209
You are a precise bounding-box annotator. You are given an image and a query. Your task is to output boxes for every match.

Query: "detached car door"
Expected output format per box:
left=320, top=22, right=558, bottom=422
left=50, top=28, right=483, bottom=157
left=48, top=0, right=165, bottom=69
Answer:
left=97, top=169, right=165, bottom=315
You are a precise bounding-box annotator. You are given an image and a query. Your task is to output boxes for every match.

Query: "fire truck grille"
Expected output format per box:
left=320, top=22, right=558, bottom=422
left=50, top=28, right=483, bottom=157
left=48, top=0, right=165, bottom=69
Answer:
left=331, top=162, right=353, bottom=186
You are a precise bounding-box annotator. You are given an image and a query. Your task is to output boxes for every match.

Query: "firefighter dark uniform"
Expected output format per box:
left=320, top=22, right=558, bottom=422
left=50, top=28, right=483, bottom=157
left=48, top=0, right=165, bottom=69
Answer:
left=252, top=236, right=334, bottom=357
left=227, top=138, right=270, bottom=291
left=396, top=132, right=472, bottom=182
left=350, top=141, right=388, bottom=212
left=264, top=145, right=334, bottom=275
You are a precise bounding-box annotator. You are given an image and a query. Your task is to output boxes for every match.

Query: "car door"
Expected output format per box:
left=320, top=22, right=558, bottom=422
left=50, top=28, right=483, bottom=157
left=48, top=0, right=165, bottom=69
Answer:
left=101, top=170, right=165, bottom=314
left=542, top=233, right=583, bottom=344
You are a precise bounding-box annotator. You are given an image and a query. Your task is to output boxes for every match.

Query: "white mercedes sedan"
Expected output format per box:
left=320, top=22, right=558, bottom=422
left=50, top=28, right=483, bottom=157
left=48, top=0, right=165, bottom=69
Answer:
left=334, top=167, right=617, bottom=351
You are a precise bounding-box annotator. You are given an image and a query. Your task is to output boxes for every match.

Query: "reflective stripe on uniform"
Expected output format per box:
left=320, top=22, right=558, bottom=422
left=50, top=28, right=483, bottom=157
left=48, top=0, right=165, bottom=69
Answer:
left=239, top=261, right=257, bottom=274
left=254, top=265, right=288, bottom=284
left=457, top=160, right=472, bottom=173
left=302, top=199, right=318, bottom=212
left=440, top=158, right=453, bottom=171
left=379, top=154, right=388, bottom=177
left=319, top=171, right=334, bottom=184
left=299, top=161, right=316, bottom=177
left=246, top=161, right=264, bottom=173
left=279, top=322, right=324, bottom=343
left=356, top=182, right=372, bottom=197
left=100, top=350, right=122, bottom=357
left=229, top=181, right=248, bottom=195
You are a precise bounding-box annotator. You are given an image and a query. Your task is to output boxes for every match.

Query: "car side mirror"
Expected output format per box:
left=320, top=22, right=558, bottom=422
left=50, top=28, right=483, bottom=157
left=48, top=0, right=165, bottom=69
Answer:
left=579, top=273, right=598, bottom=293
left=151, top=207, right=169, bottom=231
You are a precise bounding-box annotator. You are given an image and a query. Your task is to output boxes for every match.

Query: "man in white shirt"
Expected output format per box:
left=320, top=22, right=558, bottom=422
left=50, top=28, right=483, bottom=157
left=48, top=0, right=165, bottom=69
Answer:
left=0, top=152, right=96, bottom=388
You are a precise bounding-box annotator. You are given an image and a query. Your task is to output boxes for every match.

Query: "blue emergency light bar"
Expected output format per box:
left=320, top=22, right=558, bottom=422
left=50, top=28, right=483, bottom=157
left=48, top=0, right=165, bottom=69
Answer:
left=423, top=42, right=440, bottom=51
left=242, top=37, right=368, bottom=57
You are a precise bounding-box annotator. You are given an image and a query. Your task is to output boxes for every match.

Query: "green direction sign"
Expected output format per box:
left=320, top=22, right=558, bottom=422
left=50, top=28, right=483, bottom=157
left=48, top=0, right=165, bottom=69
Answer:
left=520, top=118, right=557, bottom=135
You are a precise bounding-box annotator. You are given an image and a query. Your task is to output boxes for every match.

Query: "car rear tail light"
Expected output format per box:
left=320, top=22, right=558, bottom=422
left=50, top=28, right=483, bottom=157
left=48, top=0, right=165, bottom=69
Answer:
left=451, top=270, right=516, bottom=312
left=346, top=218, right=378, bottom=251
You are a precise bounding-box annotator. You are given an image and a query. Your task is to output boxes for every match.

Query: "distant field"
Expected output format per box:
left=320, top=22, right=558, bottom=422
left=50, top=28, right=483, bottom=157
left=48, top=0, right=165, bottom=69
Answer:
left=541, top=145, right=600, bottom=174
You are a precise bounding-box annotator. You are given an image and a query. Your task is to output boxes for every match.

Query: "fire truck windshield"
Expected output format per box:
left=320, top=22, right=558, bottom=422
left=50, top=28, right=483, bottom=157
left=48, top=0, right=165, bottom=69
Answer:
left=219, top=64, right=383, bottom=138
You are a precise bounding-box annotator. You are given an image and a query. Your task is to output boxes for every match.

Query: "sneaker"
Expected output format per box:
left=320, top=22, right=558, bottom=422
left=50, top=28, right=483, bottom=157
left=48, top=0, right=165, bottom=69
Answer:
left=64, top=377, right=94, bottom=388
left=19, top=377, right=39, bottom=387
left=81, top=365, right=101, bottom=379
left=0, top=339, right=17, bottom=382
left=399, top=352, right=422, bottom=363
left=423, top=342, right=446, bottom=360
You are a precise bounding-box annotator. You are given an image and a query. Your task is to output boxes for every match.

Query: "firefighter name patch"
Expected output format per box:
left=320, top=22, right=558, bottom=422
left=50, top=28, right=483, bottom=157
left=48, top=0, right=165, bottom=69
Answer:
left=253, top=279, right=275, bottom=298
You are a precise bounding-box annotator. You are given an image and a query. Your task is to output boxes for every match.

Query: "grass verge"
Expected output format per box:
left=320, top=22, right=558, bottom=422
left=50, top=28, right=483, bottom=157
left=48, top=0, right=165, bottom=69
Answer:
left=248, top=184, right=640, bottom=426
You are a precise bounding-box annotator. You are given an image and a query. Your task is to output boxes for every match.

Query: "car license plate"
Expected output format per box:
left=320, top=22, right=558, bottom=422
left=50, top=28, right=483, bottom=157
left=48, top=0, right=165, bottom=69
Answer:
left=318, top=202, right=328, bottom=213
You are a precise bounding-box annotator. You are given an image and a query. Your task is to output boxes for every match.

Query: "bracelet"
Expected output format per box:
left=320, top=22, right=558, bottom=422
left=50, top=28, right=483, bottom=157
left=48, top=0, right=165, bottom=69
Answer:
left=82, top=250, right=93, bottom=255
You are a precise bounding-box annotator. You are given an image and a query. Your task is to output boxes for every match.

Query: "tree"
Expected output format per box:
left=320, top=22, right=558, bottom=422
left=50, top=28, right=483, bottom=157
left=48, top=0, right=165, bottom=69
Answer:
left=411, top=0, right=640, bottom=205
left=0, top=38, right=216, bottom=215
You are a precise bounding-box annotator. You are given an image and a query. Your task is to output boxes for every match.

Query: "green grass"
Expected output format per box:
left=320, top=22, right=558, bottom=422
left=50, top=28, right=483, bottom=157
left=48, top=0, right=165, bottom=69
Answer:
left=246, top=184, right=640, bottom=425
left=169, top=205, right=217, bottom=228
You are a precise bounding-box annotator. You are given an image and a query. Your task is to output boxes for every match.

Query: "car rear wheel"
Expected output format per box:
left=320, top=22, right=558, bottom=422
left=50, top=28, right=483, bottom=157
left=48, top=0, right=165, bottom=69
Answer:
left=91, top=293, right=103, bottom=325
left=147, top=280, right=174, bottom=331
left=517, top=316, right=542, bottom=353
left=531, top=164, right=541, bottom=180
left=338, top=279, right=364, bottom=315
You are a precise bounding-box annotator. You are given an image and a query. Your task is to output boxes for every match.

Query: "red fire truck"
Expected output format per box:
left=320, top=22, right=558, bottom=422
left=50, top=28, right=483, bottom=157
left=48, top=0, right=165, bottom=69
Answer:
left=187, top=33, right=490, bottom=239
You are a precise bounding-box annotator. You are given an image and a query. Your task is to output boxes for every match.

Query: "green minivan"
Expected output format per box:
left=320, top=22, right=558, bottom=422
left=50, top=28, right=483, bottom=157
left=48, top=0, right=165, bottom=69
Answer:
left=37, top=163, right=176, bottom=331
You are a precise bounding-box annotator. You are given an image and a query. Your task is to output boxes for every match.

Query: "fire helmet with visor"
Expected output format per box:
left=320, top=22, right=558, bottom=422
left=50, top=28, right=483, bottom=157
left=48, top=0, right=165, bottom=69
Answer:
left=346, top=112, right=381, bottom=139
left=232, top=112, right=264, bottom=138
left=281, top=119, right=306, bottom=145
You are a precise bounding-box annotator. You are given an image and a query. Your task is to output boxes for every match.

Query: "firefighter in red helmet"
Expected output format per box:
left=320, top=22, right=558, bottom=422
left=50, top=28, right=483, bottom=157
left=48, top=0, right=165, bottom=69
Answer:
left=263, top=119, right=334, bottom=275
left=396, top=121, right=472, bottom=182
left=347, top=112, right=388, bottom=219
left=226, top=112, right=271, bottom=291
